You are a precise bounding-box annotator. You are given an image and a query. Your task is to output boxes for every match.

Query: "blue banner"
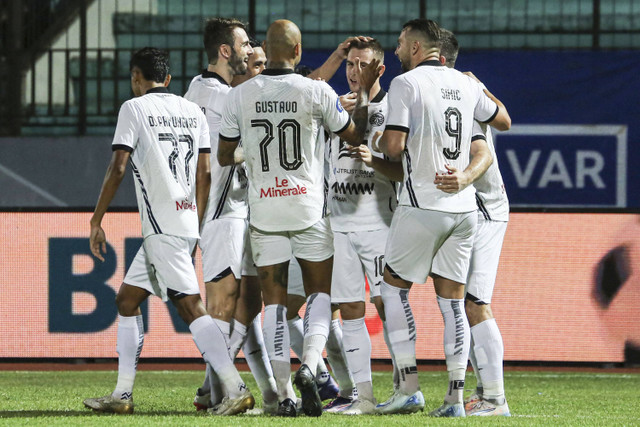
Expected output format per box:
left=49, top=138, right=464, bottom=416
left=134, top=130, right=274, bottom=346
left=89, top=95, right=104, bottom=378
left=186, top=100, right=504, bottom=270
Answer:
left=300, top=50, right=640, bottom=208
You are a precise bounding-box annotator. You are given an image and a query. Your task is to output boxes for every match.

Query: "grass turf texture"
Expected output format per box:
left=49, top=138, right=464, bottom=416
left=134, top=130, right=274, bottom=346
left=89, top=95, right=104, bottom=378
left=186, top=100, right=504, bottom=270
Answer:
left=0, top=370, right=639, bottom=426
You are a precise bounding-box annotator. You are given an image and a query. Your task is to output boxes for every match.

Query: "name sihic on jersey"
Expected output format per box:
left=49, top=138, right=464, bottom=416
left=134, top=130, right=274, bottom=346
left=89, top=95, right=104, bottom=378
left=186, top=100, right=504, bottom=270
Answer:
left=441, top=88, right=461, bottom=101
left=148, top=115, right=199, bottom=128
left=255, top=101, right=298, bottom=113
left=331, top=181, right=375, bottom=196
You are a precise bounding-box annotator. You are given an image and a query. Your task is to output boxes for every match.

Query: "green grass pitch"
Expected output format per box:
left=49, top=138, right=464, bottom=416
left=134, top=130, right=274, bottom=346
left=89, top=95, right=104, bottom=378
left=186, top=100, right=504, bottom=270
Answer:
left=0, top=369, right=639, bottom=426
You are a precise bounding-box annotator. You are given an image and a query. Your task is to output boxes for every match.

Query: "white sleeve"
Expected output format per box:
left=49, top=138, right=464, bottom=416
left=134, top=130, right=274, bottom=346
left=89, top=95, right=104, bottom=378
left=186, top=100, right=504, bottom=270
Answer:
left=385, top=77, right=413, bottom=133
left=471, top=121, right=486, bottom=141
left=219, top=89, right=241, bottom=142
left=472, top=80, right=499, bottom=124
left=112, top=101, right=140, bottom=152
left=318, top=83, right=350, bottom=134
left=198, top=110, right=211, bottom=153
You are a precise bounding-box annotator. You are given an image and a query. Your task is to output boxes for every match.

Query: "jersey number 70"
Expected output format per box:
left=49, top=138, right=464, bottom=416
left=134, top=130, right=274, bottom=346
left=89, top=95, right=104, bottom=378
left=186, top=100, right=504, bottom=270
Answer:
left=251, top=119, right=303, bottom=172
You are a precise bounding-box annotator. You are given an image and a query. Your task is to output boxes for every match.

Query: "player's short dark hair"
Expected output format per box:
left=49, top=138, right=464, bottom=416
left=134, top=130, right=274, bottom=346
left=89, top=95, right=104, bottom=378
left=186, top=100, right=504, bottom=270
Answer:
left=249, top=38, right=262, bottom=49
left=402, top=18, right=441, bottom=49
left=348, top=39, right=385, bottom=63
left=440, top=28, right=459, bottom=67
left=129, top=47, right=169, bottom=83
left=203, top=17, right=247, bottom=64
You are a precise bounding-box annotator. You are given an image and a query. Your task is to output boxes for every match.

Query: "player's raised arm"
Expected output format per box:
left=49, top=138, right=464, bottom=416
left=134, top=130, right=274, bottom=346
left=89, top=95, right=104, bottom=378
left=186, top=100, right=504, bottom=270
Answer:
left=307, top=36, right=373, bottom=81
left=90, top=149, right=130, bottom=261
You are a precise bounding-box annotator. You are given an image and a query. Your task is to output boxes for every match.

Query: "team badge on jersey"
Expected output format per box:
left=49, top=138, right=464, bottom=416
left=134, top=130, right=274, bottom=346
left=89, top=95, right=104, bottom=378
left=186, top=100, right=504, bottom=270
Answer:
left=369, top=111, right=385, bottom=126
left=336, top=98, right=344, bottom=113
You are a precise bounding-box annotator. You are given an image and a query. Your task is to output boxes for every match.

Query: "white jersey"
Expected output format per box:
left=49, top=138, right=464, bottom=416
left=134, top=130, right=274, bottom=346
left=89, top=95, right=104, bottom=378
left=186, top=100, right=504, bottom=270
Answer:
left=112, top=87, right=210, bottom=239
left=471, top=121, right=509, bottom=221
left=328, top=90, right=397, bottom=232
left=386, top=60, right=499, bottom=213
left=219, top=69, right=350, bottom=232
left=184, top=72, right=248, bottom=221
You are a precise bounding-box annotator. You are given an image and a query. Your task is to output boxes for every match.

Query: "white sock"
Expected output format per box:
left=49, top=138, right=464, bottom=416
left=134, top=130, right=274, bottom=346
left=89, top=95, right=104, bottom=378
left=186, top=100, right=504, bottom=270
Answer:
left=326, top=318, right=355, bottom=397
left=243, top=315, right=278, bottom=405
left=287, top=316, right=305, bottom=360
left=213, top=318, right=231, bottom=346
left=471, top=318, right=505, bottom=403
left=189, top=315, right=246, bottom=399
left=229, top=319, right=248, bottom=359
left=381, top=281, right=418, bottom=394
left=113, top=315, right=144, bottom=399
left=263, top=304, right=295, bottom=401
left=342, top=317, right=373, bottom=401
left=288, top=315, right=329, bottom=376
left=437, top=296, right=470, bottom=404
left=468, top=336, right=483, bottom=394
left=383, top=320, right=400, bottom=390
left=302, top=293, right=331, bottom=375
left=200, top=318, right=231, bottom=404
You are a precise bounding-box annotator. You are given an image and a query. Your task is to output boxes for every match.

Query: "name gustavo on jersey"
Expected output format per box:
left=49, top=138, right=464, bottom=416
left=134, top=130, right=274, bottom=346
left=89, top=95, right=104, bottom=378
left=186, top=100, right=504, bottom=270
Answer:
left=260, top=177, right=307, bottom=198
left=255, top=101, right=298, bottom=113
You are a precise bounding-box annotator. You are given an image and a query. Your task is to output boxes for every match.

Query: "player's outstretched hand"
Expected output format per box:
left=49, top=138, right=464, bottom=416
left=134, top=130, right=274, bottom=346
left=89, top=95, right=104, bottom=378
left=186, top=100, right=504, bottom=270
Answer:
left=348, top=144, right=374, bottom=167
left=336, top=36, right=374, bottom=59
left=90, top=224, right=107, bottom=262
left=339, top=93, right=357, bottom=114
left=356, top=58, right=382, bottom=94
left=434, top=164, right=471, bottom=194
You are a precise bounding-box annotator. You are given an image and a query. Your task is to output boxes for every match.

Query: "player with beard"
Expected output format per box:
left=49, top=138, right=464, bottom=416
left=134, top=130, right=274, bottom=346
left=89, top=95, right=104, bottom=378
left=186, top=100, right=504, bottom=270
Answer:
left=372, top=19, right=510, bottom=416
left=184, top=18, right=278, bottom=414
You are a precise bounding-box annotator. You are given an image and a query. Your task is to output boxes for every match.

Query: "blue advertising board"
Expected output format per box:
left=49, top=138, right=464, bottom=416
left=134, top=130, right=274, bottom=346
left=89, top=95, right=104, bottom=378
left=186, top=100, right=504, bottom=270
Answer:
left=494, top=125, right=626, bottom=208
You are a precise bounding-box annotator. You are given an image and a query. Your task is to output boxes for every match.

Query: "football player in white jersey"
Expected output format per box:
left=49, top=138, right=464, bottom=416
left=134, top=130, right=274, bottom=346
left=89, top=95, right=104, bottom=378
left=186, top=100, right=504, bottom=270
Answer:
left=218, top=20, right=380, bottom=417
left=320, top=38, right=399, bottom=415
left=184, top=20, right=279, bottom=414
left=83, top=47, right=254, bottom=416
left=367, top=19, right=511, bottom=416
left=438, top=29, right=511, bottom=417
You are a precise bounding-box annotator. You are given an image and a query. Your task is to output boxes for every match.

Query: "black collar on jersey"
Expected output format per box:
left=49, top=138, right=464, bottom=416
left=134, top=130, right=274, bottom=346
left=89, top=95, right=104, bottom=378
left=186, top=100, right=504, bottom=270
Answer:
left=262, top=68, right=295, bottom=76
left=346, top=89, right=387, bottom=103
left=145, top=87, right=169, bottom=94
left=371, top=89, right=386, bottom=103
left=201, top=70, right=230, bottom=87
left=416, top=59, right=444, bottom=68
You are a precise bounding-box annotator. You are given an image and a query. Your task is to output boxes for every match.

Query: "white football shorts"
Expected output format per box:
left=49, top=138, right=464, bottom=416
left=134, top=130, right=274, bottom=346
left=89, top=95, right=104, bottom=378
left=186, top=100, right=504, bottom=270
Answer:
left=250, top=217, right=334, bottom=267
left=386, top=206, right=477, bottom=284
left=331, top=228, right=388, bottom=303
left=465, top=217, right=508, bottom=304
left=200, top=217, right=256, bottom=282
left=124, top=234, right=200, bottom=302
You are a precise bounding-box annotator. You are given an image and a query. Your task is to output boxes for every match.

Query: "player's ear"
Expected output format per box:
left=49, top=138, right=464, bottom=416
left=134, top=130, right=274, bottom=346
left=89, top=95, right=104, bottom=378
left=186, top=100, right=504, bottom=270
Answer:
left=220, top=43, right=231, bottom=60
left=294, top=43, right=301, bottom=60
left=439, top=55, right=446, bottom=65
left=163, top=74, right=171, bottom=87
left=378, top=63, right=386, bottom=77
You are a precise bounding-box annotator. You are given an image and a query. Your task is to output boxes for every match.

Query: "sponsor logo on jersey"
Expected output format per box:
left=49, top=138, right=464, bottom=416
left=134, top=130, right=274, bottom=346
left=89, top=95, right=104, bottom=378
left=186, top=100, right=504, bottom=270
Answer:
left=369, top=111, right=385, bottom=126
left=336, top=97, right=344, bottom=113
left=175, top=199, right=197, bottom=211
left=331, top=181, right=375, bottom=195
left=259, top=176, right=308, bottom=198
